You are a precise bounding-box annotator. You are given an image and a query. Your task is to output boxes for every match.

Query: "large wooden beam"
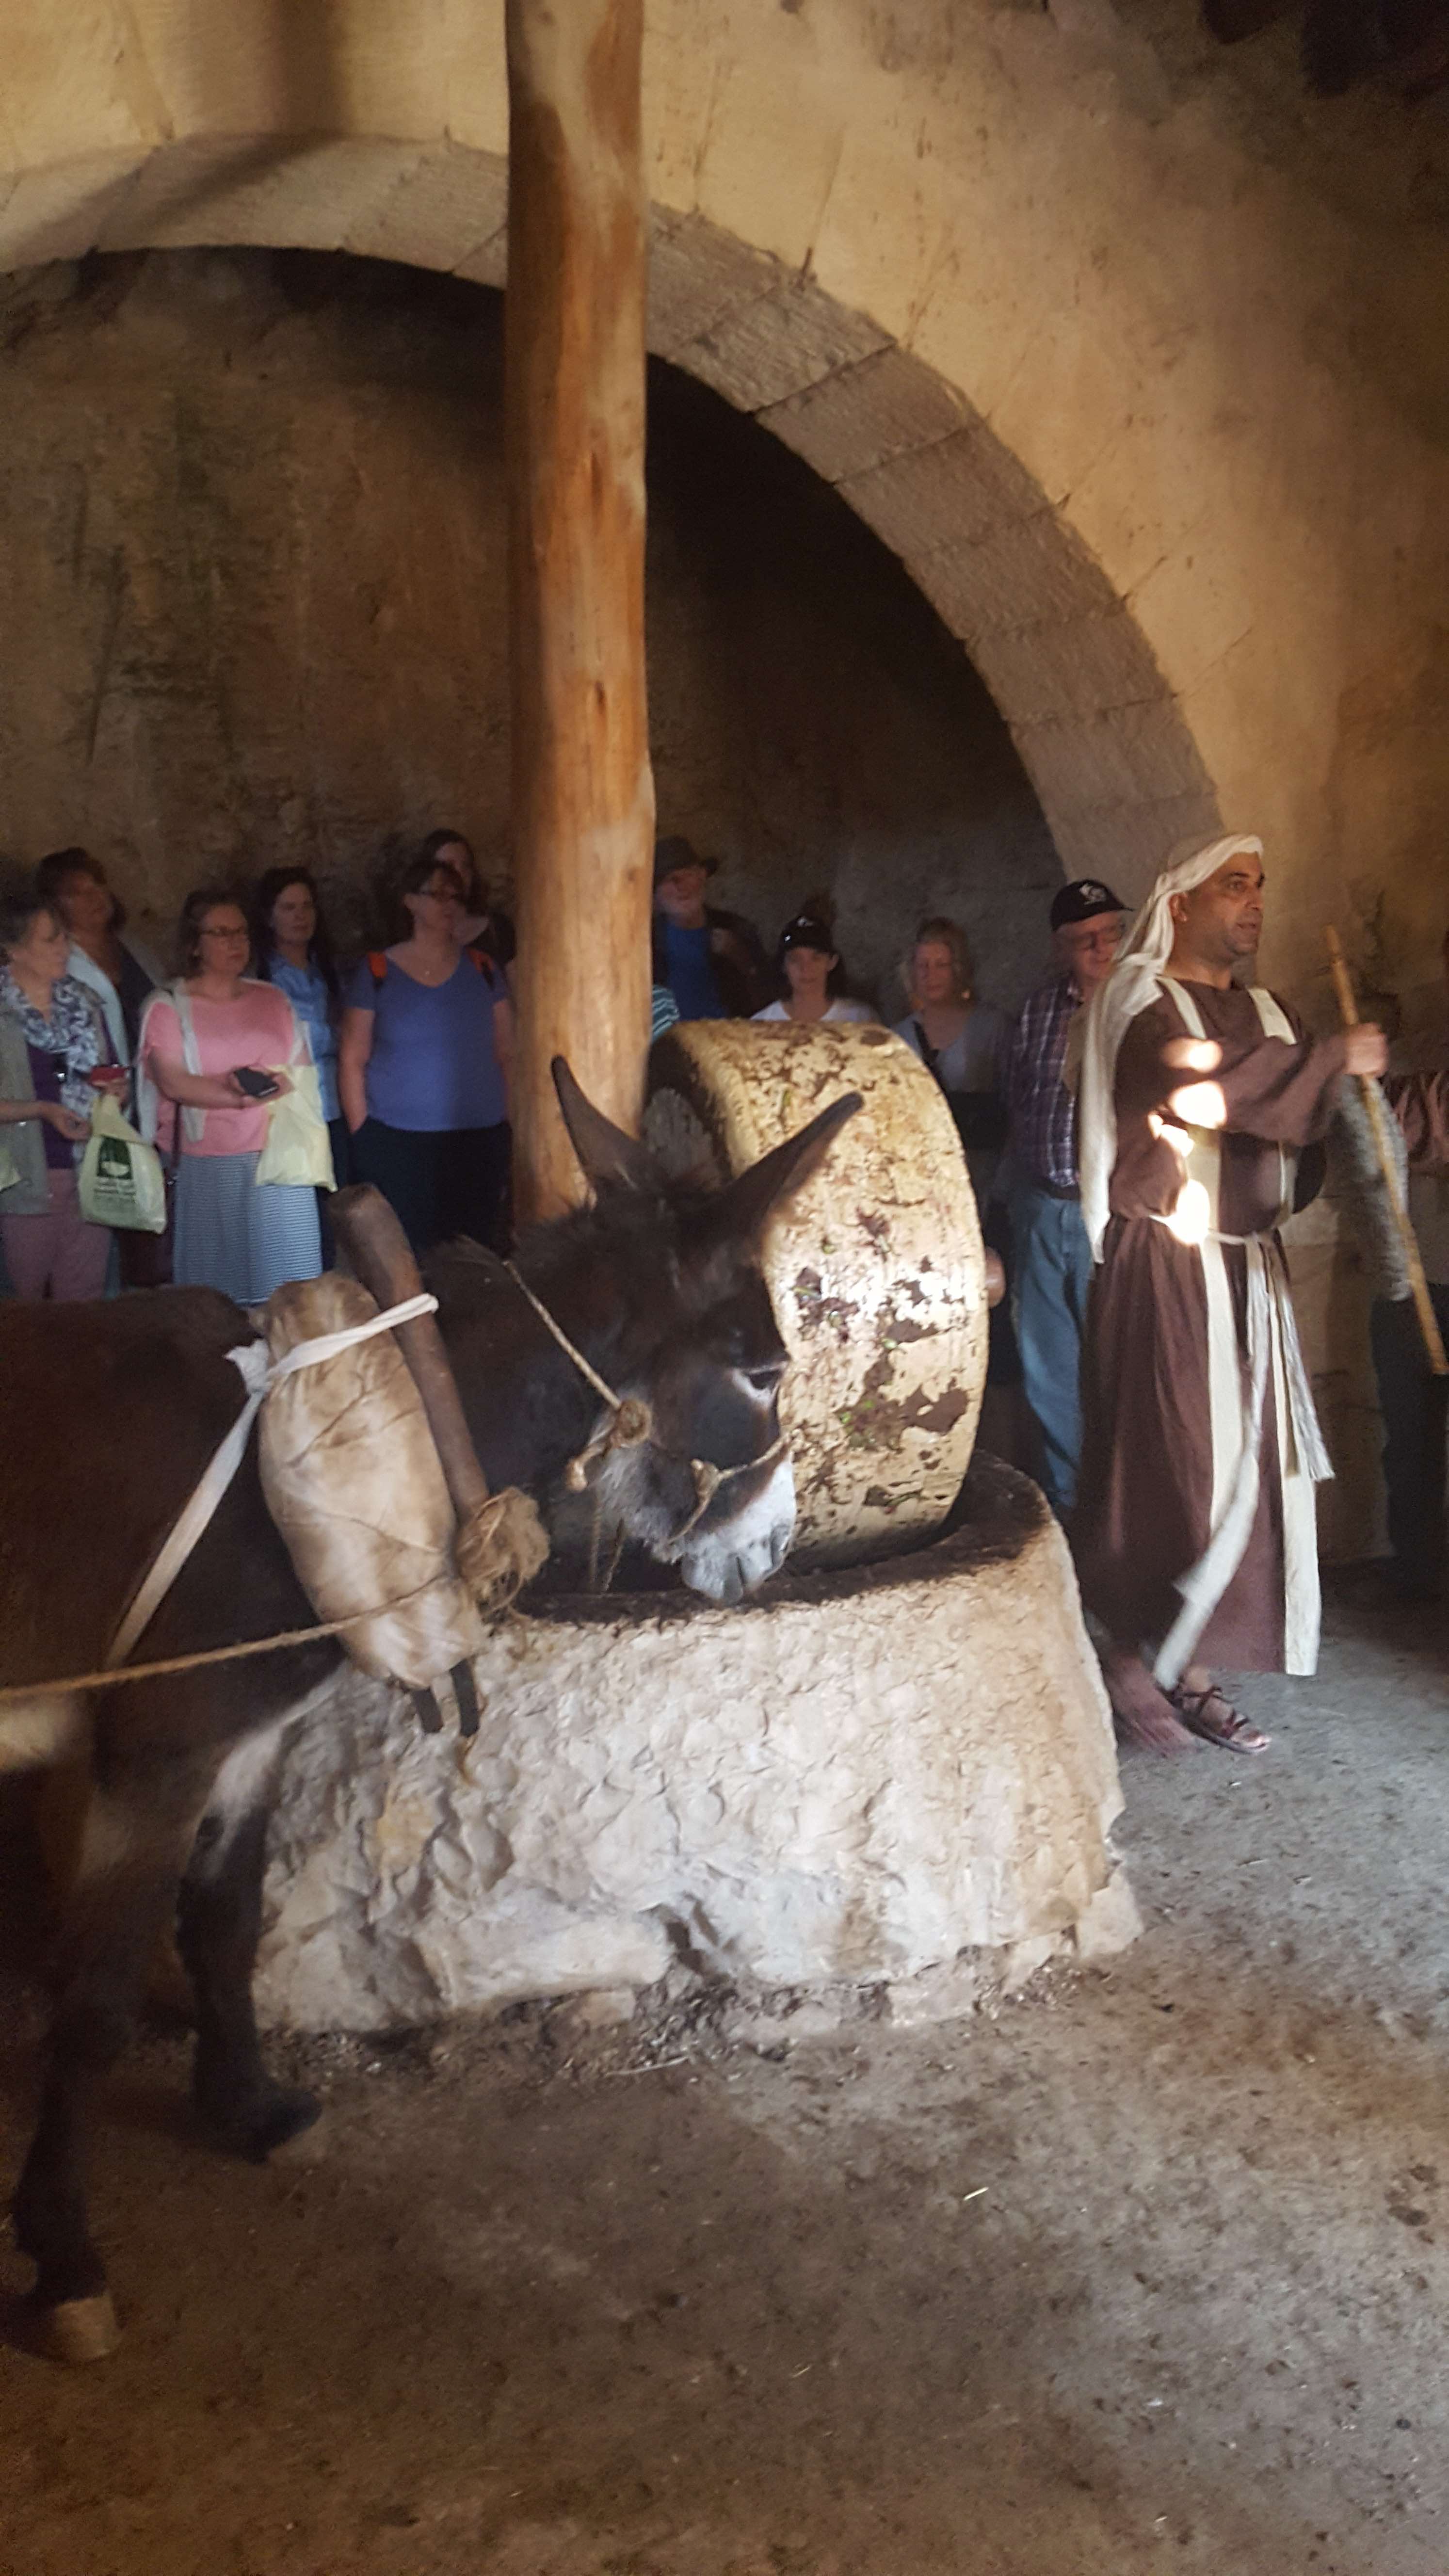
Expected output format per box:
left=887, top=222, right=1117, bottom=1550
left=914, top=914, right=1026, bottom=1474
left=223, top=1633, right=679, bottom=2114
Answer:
left=505, top=0, right=655, bottom=1224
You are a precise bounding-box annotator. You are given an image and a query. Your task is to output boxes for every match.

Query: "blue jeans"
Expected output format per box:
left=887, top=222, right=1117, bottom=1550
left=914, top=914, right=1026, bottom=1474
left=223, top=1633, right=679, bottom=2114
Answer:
left=1012, top=1185, right=1094, bottom=1514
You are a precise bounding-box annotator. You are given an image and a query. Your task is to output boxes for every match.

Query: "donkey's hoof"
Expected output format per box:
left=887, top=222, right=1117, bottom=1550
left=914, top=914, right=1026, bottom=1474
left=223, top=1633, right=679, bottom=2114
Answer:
left=267, top=2101, right=329, bottom=2166
left=31, top=2291, right=120, bottom=2366
left=244, top=2084, right=322, bottom=2165
left=200, top=2082, right=323, bottom=2164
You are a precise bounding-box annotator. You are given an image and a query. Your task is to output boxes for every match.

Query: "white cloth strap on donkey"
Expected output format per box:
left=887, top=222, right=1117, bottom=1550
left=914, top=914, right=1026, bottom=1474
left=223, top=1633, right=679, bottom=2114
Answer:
left=105, top=1295, right=439, bottom=1672
left=1148, top=978, right=1331, bottom=1688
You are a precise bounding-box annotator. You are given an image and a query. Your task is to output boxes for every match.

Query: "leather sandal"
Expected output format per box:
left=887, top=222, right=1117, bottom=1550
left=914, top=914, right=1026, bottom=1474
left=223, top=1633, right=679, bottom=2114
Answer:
left=1167, top=1682, right=1270, bottom=1755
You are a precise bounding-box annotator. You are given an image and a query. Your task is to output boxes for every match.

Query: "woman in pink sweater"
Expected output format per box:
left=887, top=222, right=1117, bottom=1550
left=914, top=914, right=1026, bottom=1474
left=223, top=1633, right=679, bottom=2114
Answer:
left=139, top=886, right=322, bottom=1305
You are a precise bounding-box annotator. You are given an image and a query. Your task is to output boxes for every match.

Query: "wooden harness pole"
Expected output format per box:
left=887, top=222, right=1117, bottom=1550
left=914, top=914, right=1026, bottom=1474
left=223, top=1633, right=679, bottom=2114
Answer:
left=505, top=0, right=655, bottom=1224
left=1325, top=925, right=1449, bottom=1375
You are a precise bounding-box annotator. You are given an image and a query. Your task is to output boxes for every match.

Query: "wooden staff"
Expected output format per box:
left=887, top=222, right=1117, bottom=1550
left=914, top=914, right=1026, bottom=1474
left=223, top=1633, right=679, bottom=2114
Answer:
left=505, top=0, right=655, bottom=1224
left=329, top=1183, right=493, bottom=1514
left=1325, top=926, right=1448, bottom=1375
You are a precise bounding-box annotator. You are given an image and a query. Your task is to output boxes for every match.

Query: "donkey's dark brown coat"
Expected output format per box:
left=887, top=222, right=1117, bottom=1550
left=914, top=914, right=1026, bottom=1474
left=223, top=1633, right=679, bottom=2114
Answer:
left=0, top=1081, right=857, bottom=2354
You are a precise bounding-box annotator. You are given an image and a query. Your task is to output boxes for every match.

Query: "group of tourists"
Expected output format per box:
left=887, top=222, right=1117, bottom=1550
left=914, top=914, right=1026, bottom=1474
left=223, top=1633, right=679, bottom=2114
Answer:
left=0, top=830, right=512, bottom=1309
left=4, top=822, right=1444, bottom=1739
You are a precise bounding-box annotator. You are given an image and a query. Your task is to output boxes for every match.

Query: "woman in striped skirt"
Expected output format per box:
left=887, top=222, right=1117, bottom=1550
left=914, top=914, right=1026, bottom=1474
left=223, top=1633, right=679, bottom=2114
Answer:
left=138, top=886, right=322, bottom=1305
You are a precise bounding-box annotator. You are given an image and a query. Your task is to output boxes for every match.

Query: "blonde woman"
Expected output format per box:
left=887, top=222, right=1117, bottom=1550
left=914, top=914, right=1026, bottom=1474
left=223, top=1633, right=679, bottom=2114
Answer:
left=893, top=917, right=1008, bottom=1198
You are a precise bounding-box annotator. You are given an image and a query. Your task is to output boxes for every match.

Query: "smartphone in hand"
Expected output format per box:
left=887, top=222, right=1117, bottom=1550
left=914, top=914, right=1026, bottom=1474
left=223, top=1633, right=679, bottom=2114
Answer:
left=234, top=1066, right=282, bottom=1101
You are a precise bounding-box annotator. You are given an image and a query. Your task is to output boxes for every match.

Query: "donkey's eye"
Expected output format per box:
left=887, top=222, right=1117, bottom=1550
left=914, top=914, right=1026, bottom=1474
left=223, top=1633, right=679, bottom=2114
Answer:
left=743, top=1361, right=786, bottom=1394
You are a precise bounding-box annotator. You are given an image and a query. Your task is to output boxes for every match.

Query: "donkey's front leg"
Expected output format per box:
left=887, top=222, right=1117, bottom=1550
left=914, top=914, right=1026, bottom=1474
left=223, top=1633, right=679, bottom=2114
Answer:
left=177, top=1748, right=320, bottom=2163
left=13, top=1755, right=215, bottom=2363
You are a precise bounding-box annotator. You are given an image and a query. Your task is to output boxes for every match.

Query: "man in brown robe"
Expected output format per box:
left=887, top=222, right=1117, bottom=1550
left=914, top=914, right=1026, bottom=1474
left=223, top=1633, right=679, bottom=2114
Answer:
left=1074, top=837, right=1387, bottom=1751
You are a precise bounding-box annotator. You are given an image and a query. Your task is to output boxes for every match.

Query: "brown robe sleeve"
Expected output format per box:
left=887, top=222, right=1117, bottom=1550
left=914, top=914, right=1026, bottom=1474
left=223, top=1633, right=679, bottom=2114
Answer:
left=1121, top=997, right=1347, bottom=1146
left=1191, top=1015, right=1347, bottom=1146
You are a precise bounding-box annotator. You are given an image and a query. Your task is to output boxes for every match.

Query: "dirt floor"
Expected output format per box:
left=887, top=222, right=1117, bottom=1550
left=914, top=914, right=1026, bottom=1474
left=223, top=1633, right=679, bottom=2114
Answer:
left=2, top=1578, right=1447, bottom=2576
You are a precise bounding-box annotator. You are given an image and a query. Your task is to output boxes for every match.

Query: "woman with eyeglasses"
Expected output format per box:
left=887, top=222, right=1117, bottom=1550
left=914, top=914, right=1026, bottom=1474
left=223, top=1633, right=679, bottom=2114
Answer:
left=338, top=848, right=513, bottom=1255
left=137, top=886, right=322, bottom=1303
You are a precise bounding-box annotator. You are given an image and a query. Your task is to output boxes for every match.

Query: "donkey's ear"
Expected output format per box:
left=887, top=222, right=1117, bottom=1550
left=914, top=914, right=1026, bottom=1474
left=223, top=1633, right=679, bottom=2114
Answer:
left=552, top=1057, right=657, bottom=1193
left=706, top=1091, right=862, bottom=1247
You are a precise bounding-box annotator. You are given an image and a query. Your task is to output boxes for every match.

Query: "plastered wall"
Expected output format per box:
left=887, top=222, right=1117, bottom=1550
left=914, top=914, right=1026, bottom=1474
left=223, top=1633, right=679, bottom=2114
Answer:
left=0, top=0, right=1444, bottom=1006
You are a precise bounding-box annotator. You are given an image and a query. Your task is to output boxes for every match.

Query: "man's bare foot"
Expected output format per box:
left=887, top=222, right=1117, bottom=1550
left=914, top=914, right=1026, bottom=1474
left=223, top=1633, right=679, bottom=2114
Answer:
left=1099, top=1646, right=1196, bottom=1754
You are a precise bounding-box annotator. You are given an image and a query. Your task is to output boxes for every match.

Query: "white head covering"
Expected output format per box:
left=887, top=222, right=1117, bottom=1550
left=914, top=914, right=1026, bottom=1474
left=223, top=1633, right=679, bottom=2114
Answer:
left=1078, top=833, right=1264, bottom=1260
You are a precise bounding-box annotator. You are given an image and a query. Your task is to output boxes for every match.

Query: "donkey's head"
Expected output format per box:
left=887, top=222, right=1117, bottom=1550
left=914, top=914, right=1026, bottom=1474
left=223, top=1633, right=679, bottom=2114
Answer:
left=436, top=1062, right=859, bottom=1604
left=546, top=1061, right=860, bottom=1601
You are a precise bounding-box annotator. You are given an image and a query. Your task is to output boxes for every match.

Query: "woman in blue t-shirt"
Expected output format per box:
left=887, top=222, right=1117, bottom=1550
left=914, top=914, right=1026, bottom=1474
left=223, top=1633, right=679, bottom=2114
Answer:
left=338, top=850, right=513, bottom=1255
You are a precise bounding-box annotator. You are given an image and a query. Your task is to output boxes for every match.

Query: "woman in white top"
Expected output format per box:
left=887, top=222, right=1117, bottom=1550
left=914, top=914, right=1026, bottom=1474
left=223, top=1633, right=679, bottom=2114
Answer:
left=752, top=914, right=876, bottom=1027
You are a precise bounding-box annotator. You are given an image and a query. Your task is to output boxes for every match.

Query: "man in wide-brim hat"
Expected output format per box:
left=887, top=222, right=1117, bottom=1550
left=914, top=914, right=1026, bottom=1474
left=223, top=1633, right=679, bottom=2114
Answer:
left=651, top=836, right=769, bottom=1022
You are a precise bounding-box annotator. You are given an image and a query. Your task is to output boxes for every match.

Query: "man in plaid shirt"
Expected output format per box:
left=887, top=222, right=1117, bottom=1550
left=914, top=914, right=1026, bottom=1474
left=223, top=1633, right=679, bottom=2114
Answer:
left=1005, top=878, right=1126, bottom=1513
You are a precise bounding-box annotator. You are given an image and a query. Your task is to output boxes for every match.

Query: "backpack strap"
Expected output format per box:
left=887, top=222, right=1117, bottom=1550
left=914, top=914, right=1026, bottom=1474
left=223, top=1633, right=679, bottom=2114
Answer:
left=367, top=951, right=388, bottom=990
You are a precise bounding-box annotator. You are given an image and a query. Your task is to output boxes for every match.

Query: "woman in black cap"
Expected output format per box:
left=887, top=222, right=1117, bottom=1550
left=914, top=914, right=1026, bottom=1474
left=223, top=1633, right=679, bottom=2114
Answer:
left=753, top=914, right=876, bottom=1027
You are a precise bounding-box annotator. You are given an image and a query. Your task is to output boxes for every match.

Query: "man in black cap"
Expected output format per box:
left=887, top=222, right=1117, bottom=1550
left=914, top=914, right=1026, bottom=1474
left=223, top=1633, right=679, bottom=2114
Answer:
left=1003, top=876, right=1127, bottom=1513
left=652, top=837, right=770, bottom=1022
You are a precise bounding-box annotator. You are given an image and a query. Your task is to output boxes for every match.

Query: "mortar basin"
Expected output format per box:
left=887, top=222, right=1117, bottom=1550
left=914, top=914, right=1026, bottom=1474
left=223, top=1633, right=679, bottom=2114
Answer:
left=255, top=1460, right=1135, bottom=2034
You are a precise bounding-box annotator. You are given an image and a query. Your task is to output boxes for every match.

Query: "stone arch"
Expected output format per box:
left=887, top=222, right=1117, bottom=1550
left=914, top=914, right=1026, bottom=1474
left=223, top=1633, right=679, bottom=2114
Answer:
left=0, top=135, right=1219, bottom=894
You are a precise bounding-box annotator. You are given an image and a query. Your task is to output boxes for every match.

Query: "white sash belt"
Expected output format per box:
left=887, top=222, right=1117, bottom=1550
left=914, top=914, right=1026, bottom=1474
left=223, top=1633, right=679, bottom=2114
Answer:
left=1148, top=1223, right=1329, bottom=1689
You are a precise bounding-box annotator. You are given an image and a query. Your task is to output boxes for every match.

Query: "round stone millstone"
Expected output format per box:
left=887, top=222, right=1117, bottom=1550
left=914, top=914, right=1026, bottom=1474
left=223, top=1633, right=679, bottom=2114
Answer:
left=645, top=1019, right=987, bottom=1568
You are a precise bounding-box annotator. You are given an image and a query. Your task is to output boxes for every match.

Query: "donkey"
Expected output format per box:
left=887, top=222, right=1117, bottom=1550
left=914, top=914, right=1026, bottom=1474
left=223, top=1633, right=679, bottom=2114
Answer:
left=0, top=1066, right=859, bottom=2360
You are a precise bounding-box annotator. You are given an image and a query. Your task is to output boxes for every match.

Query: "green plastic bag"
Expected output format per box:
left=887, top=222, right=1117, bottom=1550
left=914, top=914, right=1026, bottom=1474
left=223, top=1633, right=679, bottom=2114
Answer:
left=78, top=1094, right=168, bottom=1233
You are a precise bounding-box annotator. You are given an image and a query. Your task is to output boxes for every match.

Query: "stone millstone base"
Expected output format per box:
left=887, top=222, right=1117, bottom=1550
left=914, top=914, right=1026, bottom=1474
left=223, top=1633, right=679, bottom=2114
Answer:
left=254, top=1460, right=1137, bottom=2033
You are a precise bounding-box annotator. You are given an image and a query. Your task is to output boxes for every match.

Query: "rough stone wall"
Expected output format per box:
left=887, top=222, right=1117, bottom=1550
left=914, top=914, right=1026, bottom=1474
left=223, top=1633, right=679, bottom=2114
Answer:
left=0, top=248, right=1058, bottom=1011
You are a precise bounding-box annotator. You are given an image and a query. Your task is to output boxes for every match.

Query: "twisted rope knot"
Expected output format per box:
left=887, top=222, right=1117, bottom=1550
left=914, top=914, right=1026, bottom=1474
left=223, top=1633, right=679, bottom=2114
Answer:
left=563, top=1396, right=657, bottom=1493
left=455, top=1488, right=550, bottom=1611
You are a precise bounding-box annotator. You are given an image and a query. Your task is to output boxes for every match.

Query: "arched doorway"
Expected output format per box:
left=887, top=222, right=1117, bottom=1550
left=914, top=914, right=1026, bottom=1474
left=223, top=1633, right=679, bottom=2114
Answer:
left=0, top=134, right=1220, bottom=916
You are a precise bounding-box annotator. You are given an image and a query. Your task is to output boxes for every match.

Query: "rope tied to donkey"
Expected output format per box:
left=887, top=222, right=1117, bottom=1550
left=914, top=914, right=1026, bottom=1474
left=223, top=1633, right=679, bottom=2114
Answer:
left=0, top=1584, right=484, bottom=1705
left=3, top=1252, right=788, bottom=1703
left=502, top=1260, right=785, bottom=1546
